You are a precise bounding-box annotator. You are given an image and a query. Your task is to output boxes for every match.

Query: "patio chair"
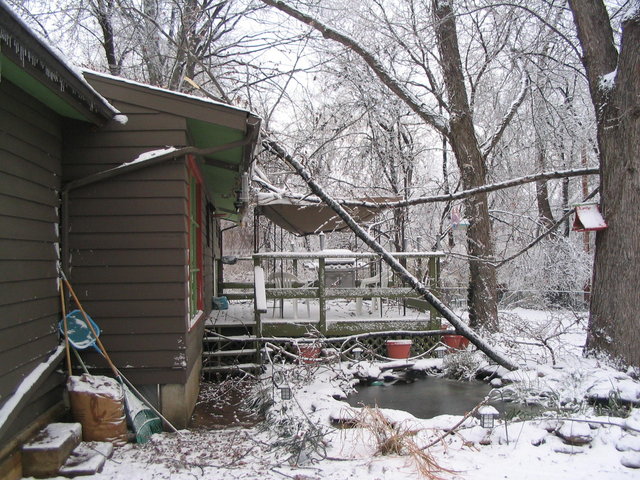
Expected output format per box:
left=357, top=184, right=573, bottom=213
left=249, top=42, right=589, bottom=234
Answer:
left=267, top=272, right=312, bottom=319
left=355, top=271, right=389, bottom=315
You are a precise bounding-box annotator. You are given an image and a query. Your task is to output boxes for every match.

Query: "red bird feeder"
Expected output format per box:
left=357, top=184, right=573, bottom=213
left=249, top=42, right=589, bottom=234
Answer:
left=572, top=203, right=608, bottom=232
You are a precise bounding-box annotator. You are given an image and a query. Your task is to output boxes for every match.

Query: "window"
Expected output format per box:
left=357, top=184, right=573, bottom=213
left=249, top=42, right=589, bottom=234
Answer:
left=187, top=156, right=204, bottom=324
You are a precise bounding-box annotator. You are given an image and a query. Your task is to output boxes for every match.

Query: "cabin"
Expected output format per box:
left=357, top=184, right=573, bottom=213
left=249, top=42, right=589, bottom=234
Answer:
left=0, top=2, right=260, bottom=475
left=0, top=2, right=116, bottom=475
left=62, top=70, right=260, bottom=429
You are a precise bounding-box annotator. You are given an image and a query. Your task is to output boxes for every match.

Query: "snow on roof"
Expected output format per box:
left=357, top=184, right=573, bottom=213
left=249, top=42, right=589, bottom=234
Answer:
left=81, top=68, right=255, bottom=116
left=573, top=203, right=608, bottom=231
left=0, top=0, right=119, bottom=119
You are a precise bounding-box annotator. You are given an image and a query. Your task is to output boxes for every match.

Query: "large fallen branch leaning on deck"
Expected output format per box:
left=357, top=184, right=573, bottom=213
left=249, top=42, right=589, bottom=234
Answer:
left=262, top=137, right=519, bottom=371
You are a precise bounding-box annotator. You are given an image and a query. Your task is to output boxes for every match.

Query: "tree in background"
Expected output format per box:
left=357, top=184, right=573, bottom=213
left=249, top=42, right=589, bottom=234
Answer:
left=568, top=1, right=640, bottom=368
left=12, top=0, right=619, bottom=351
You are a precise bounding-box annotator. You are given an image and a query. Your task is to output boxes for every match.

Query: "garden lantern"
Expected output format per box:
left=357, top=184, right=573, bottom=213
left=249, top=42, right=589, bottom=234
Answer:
left=478, top=406, right=499, bottom=429
left=353, top=347, right=363, bottom=361
left=279, top=386, right=292, bottom=400
left=272, top=371, right=292, bottom=401
left=435, top=346, right=447, bottom=358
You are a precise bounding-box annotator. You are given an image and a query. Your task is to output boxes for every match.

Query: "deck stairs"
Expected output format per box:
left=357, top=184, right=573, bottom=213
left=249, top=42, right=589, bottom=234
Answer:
left=202, top=322, right=262, bottom=378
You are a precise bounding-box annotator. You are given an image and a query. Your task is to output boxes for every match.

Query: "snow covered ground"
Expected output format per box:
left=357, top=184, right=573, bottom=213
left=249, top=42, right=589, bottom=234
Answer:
left=26, top=309, right=640, bottom=479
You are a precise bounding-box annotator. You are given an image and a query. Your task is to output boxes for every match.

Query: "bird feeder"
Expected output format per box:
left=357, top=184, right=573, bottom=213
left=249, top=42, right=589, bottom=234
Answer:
left=451, top=207, right=470, bottom=230
left=478, top=405, right=499, bottom=429
left=435, top=346, right=447, bottom=359
left=572, top=203, right=607, bottom=232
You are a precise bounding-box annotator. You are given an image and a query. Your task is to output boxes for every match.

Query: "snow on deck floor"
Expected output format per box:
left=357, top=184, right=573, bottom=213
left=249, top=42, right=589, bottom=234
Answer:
left=207, top=299, right=431, bottom=328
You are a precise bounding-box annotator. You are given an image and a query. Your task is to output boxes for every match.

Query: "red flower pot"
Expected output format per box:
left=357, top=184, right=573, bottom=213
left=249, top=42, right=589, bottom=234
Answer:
left=297, top=343, right=321, bottom=364
left=442, top=334, right=470, bottom=350
left=386, top=339, right=412, bottom=359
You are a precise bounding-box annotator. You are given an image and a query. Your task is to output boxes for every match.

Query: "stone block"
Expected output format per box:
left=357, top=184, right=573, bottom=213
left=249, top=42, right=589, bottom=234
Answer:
left=22, top=423, right=82, bottom=478
left=59, top=441, right=114, bottom=477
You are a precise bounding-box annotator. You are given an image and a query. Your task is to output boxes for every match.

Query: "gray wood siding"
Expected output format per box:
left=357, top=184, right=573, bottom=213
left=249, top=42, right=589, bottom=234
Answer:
left=62, top=80, right=228, bottom=387
left=0, top=80, right=63, bottom=441
left=62, top=109, right=188, bottom=181
left=63, top=103, right=193, bottom=383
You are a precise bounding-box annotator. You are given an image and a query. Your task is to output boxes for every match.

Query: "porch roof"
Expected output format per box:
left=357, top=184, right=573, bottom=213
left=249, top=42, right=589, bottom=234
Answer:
left=256, top=193, right=394, bottom=236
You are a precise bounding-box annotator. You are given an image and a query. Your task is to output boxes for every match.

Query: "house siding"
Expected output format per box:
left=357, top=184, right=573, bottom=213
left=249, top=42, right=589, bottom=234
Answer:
left=64, top=163, right=191, bottom=384
left=0, top=79, right=64, bottom=443
left=62, top=102, right=208, bottom=386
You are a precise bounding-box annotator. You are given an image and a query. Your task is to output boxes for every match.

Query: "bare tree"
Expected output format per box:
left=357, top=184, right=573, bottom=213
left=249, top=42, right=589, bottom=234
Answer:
left=258, top=0, right=538, bottom=331
left=567, top=1, right=640, bottom=368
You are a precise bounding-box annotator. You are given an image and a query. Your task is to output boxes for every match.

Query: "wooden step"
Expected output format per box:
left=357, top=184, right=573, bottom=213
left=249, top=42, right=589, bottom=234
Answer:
left=58, top=441, right=113, bottom=477
left=202, top=363, right=261, bottom=374
left=22, top=423, right=81, bottom=478
left=203, top=348, right=258, bottom=358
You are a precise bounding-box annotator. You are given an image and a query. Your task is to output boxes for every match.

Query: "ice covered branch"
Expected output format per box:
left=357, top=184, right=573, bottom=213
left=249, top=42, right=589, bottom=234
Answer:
left=258, top=151, right=598, bottom=209
left=262, top=136, right=519, bottom=371
left=259, top=0, right=449, bottom=135
left=481, top=73, right=530, bottom=157
left=494, top=187, right=599, bottom=268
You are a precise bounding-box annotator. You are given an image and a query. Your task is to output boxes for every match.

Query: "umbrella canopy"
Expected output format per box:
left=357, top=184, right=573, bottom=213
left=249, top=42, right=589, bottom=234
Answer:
left=256, top=193, right=393, bottom=236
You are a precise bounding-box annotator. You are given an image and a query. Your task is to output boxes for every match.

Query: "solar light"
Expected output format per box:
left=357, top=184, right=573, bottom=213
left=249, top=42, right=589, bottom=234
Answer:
left=279, top=386, right=292, bottom=400
left=435, top=346, right=447, bottom=359
left=478, top=406, right=499, bottom=429
left=353, top=347, right=363, bottom=361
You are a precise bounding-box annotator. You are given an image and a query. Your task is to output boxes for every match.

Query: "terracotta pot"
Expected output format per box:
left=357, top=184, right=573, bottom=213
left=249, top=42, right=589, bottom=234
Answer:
left=442, top=334, right=470, bottom=350
left=297, top=343, right=321, bottom=364
left=386, top=339, right=412, bottom=359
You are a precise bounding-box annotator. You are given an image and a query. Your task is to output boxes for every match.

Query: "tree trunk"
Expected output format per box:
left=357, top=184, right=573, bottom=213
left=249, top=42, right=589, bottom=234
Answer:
left=568, top=1, right=640, bottom=368
left=535, top=142, right=556, bottom=231
left=92, top=0, right=120, bottom=76
left=432, top=0, right=498, bottom=331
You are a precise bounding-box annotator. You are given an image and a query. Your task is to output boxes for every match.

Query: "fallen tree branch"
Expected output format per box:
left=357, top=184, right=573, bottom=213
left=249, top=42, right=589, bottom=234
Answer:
left=257, top=158, right=599, bottom=210
left=421, top=397, right=489, bottom=451
left=262, top=136, right=519, bottom=371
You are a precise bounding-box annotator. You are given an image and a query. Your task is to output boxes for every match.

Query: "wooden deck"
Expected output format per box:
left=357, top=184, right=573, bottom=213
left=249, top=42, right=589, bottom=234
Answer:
left=214, top=250, right=444, bottom=338
left=207, top=298, right=437, bottom=337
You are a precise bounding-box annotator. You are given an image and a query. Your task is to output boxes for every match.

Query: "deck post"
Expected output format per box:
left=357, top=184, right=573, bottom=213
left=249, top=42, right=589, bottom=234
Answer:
left=253, top=257, right=264, bottom=365
left=318, top=257, right=326, bottom=333
left=428, top=256, right=441, bottom=326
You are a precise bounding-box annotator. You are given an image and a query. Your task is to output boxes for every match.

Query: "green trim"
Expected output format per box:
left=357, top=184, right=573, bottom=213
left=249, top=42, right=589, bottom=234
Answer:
left=188, top=118, right=246, bottom=223
left=0, top=53, right=90, bottom=121
left=187, top=118, right=244, bottom=164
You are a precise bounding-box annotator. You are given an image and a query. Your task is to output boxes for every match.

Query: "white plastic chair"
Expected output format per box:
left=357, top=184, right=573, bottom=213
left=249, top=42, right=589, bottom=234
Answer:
left=268, top=272, right=312, bottom=319
left=355, top=271, right=389, bottom=315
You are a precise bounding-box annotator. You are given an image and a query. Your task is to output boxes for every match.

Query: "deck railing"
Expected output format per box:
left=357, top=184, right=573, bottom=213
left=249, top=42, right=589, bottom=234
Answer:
left=249, top=251, right=444, bottom=336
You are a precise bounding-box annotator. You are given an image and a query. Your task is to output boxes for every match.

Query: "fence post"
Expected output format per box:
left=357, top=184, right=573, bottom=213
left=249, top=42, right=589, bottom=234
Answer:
left=253, top=256, right=265, bottom=367
left=318, top=257, right=326, bottom=334
left=428, top=255, right=442, bottom=326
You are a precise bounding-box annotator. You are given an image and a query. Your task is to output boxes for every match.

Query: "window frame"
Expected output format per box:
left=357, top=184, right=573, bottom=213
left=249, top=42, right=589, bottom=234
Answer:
left=187, top=155, right=204, bottom=327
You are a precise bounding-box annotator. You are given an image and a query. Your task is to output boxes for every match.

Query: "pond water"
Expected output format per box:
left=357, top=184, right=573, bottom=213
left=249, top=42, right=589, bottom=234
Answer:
left=347, top=376, right=526, bottom=419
